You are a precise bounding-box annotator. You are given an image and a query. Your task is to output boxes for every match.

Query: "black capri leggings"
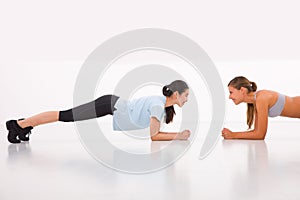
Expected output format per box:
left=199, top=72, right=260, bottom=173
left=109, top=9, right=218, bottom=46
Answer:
left=59, top=95, right=120, bottom=122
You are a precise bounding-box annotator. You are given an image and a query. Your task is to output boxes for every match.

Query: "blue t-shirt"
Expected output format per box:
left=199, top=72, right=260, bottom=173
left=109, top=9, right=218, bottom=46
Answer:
left=113, top=95, right=166, bottom=131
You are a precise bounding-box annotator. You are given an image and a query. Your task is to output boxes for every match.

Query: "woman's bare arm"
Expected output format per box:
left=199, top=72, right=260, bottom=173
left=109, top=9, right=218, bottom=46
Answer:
left=223, top=98, right=268, bottom=140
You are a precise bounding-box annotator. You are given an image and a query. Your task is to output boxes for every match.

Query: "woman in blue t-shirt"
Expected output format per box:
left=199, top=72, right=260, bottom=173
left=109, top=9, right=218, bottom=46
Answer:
left=6, top=80, right=190, bottom=143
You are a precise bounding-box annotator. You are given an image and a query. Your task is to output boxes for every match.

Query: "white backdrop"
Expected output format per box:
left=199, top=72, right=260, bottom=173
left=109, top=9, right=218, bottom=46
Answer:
left=1, top=0, right=300, bottom=127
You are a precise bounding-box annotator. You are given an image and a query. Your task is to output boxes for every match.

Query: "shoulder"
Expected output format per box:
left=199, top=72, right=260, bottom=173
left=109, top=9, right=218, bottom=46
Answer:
left=256, top=90, right=277, bottom=100
left=255, top=90, right=278, bottom=107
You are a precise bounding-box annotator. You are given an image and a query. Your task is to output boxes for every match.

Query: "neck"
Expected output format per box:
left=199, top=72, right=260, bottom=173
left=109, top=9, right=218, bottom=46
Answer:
left=243, top=92, right=256, bottom=104
left=165, top=96, right=174, bottom=107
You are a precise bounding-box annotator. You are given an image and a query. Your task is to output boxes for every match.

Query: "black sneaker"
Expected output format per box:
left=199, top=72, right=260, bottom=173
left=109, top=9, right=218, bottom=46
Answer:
left=16, top=118, right=33, bottom=141
left=6, top=120, right=33, bottom=144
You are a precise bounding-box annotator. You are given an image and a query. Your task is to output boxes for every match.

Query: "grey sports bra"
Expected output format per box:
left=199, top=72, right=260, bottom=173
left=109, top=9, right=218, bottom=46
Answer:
left=254, top=92, right=286, bottom=117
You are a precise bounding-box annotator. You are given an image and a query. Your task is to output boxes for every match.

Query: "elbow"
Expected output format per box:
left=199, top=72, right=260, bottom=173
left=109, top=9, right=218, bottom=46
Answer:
left=254, top=136, right=265, bottom=140
left=258, top=133, right=266, bottom=140
left=252, top=130, right=266, bottom=140
left=151, top=136, right=157, bottom=141
left=151, top=133, right=160, bottom=141
left=151, top=136, right=161, bottom=141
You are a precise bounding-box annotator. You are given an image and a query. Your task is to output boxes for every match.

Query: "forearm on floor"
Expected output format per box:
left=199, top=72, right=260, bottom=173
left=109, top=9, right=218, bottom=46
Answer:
left=151, top=132, right=179, bottom=141
left=232, top=130, right=266, bottom=140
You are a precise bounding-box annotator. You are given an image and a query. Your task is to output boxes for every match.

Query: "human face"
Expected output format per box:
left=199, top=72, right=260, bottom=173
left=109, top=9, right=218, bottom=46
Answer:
left=175, top=89, right=189, bottom=107
left=228, top=86, right=244, bottom=105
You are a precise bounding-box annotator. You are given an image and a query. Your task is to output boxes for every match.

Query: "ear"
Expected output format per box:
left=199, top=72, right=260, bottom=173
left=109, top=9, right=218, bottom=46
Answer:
left=173, top=91, right=179, bottom=98
left=240, top=87, right=247, bottom=94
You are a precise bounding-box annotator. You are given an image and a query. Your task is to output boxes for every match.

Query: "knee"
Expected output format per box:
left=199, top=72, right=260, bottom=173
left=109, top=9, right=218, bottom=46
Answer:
left=58, top=110, right=74, bottom=122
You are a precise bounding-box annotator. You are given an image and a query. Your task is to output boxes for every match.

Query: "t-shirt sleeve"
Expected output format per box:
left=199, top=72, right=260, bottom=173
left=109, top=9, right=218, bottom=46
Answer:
left=150, top=105, right=165, bottom=122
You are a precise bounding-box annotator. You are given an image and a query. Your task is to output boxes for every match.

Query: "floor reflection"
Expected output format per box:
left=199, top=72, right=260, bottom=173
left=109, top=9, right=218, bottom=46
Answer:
left=111, top=140, right=191, bottom=173
left=222, top=140, right=269, bottom=200
left=8, top=142, right=31, bottom=155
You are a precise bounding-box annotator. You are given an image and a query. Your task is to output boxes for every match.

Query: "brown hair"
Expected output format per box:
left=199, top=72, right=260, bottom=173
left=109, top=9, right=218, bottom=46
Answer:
left=228, top=76, right=257, bottom=129
left=162, top=80, right=189, bottom=124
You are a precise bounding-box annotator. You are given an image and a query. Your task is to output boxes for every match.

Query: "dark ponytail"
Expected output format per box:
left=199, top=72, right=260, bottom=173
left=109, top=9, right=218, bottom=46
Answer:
left=228, top=76, right=257, bottom=129
left=162, top=86, right=173, bottom=97
left=162, top=80, right=189, bottom=124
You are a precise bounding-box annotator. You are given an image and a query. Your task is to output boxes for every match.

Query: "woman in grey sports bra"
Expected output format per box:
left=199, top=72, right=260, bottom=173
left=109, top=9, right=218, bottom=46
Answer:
left=222, top=76, right=300, bottom=140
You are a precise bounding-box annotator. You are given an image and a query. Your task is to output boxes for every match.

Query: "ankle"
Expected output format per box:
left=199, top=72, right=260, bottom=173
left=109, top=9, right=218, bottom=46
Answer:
left=17, top=120, right=29, bottom=129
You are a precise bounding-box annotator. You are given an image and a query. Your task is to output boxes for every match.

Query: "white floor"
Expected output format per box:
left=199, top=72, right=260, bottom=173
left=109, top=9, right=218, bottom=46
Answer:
left=1, top=122, right=300, bottom=200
